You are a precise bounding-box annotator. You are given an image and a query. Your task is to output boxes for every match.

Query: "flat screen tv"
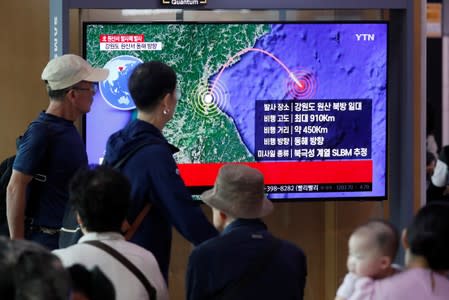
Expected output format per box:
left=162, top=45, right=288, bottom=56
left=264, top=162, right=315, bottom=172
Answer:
left=83, top=22, right=388, bottom=201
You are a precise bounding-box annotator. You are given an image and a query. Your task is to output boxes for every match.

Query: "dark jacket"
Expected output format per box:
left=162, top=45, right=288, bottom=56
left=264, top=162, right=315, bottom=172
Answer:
left=104, top=119, right=218, bottom=280
left=186, top=219, right=307, bottom=300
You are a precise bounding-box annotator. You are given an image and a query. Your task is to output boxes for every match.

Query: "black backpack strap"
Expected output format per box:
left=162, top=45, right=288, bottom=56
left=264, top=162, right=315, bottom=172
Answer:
left=104, top=142, right=151, bottom=169
left=0, top=155, right=16, bottom=234
left=102, top=142, right=153, bottom=239
left=211, top=236, right=282, bottom=300
left=29, top=120, right=52, bottom=183
left=83, top=240, right=157, bottom=299
left=0, top=155, right=15, bottom=190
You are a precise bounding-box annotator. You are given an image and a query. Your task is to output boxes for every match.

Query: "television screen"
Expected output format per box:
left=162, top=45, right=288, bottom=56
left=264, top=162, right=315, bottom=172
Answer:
left=83, top=22, right=388, bottom=201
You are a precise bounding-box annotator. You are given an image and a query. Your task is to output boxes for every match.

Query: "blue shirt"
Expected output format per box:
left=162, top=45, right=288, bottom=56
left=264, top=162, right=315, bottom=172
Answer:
left=13, top=112, right=87, bottom=228
left=104, top=119, right=218, bottom=281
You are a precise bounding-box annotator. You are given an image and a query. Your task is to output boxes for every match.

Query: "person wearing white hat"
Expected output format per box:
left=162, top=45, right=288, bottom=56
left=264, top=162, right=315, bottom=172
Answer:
left=186, top=164, right=307, bottom=300
left=6, top=54, right=108, bottom=250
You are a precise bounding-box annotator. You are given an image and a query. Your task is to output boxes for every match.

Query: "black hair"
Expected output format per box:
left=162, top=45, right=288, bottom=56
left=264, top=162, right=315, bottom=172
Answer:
left=439, top=145, right=449, bottom=165
left=128, top=61, right=177, bottom=112
left=68, top=264, right=115, bottom=300
left=44, top=81, right=70, bottom=100
left=0, top=238, right=68, bottom=300
left=14, top=251, right=70, bottom=300
left=407, top=202, right=449, bottom=271
left=0, top=237, right=15, bottom=299
left=69, top=165, right=131, bottom=232
left=426, top=151, right=436, bottom=166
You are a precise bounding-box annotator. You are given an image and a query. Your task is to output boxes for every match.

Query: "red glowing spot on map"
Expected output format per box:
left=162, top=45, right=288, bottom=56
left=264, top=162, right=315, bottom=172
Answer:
left=286, top=69, right=318, bottom=99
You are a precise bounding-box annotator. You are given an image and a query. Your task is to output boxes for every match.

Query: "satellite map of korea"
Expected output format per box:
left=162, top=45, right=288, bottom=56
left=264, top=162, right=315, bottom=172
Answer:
left=86, top=23, right=387, bottom=198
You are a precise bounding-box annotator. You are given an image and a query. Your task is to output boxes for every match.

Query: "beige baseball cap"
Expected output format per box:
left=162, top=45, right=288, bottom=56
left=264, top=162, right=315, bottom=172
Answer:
left=41, top=54, right=109, bottom=90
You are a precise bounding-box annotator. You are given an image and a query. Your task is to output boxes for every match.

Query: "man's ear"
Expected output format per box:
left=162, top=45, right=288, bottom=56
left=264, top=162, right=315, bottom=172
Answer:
left=161, top=93, right=171, bottom=110
left=66, top=89, right=79, bottom=107
left=401, top=228, right=409, bottom=249
left=66, top=89, right=76, bottom=101
left=219, top=211, right=227, bottom=223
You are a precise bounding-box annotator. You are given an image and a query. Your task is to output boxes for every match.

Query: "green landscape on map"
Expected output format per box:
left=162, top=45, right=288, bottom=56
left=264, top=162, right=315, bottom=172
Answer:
left=86, top=23, right=270, bottom=163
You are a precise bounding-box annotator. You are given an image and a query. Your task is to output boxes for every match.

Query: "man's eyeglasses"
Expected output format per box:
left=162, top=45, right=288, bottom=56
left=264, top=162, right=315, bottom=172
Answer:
left=72, top=84, right=98, bottom=94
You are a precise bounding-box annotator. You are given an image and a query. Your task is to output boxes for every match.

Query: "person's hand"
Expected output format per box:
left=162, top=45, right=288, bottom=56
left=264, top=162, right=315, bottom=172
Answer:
left=121, top=220, right=131, bottom=233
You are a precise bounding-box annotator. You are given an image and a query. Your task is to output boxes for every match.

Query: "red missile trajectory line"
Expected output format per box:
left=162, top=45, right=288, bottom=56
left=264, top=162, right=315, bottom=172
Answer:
left=208, top=47, right=303, bottom=96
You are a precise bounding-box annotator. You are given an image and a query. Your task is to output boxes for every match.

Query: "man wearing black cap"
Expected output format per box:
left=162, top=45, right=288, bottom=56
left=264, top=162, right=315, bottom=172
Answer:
left=6, top=54, right=108, bottom=250
left=186, top=164, right=307, bottom=300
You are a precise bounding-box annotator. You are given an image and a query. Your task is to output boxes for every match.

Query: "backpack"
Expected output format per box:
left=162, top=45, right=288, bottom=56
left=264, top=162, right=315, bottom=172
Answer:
left=0, top=155, right=16, bottom=236
left=59, top=142, right=153, bottom=248
left=0, top=127, right=50, bottom=237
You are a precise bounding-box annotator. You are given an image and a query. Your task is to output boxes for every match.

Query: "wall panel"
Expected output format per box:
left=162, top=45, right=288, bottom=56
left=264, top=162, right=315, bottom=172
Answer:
left=0, top=0, right=49, bottom=159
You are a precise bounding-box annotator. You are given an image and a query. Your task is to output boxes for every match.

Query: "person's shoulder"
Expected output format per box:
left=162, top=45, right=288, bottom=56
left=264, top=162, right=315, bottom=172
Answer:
left=116, top=241, right=165, bottom=273
left=120, top=239, right=155, bottom=255
left=30, top=113, right=64, bottom=130
left=138, top=142, right=171, bottom=157
left=22, top=120, right=51, bottom=139
left=52, top=243, right=87, bottom=254
left=52, top=244, right=87, bottom=266
left=392, top=267, right=449, bottom=283
left=370, top=268, right=425, bottom=291
left=384, top=269, right=449, bottom=299
left=362, top=269, right=448, bottom=299
left=189, top=234, right=224, bottom=259
left=277, top=237, right=306, bottom=257
left=110, top=239, right=158, bottom=263
left=195, top=233, right=224, bottom=250
left=134, top=143, right=178, bottom=174
left=187, top=237, right=224, bottom=274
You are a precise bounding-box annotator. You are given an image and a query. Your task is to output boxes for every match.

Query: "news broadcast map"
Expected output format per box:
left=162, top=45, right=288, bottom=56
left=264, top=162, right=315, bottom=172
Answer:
left=85, top=23, right=387, bottom=199
left=87, top=24, right=269, bottom=164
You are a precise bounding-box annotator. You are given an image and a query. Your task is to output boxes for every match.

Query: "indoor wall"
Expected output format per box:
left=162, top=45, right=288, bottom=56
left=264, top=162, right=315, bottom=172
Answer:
left=1, top=2, right=389, bottom=300
left=0, top=0, right=50, bottom=159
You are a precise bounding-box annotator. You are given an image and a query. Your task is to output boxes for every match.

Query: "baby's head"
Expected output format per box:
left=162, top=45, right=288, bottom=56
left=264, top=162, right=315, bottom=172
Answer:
left=347, top=220, right=399, bottom=279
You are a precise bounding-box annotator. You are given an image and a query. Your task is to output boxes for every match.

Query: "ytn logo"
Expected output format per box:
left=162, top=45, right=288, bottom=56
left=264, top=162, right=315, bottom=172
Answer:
left=355, top=33, right=375, bottom=41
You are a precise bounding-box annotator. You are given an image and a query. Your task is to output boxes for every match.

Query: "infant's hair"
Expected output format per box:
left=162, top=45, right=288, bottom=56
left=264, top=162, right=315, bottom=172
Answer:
left=353, top=219, right=399, bottom=260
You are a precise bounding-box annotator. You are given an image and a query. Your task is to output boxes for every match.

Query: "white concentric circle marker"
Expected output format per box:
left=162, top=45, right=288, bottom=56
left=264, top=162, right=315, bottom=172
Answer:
left=191, top=79, right=229, bottom=118
left=204, top=94, right=213, bottom=104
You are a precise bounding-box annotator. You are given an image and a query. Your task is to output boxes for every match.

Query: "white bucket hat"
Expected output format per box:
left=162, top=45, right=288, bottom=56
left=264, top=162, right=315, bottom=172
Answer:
left=41, top=54, right=109, bottom=90
left=201, top=164, right=273, bottom=219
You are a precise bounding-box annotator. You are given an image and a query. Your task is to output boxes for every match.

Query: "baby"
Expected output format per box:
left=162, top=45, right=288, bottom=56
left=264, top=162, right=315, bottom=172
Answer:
left=335, top=220, right=400, bottom=300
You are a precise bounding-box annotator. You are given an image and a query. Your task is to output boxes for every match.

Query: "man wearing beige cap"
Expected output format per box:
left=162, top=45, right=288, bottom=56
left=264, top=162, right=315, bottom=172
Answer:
left=6, top=54, right=108, bottom=250
left=186, top=164, right=307, bottom=300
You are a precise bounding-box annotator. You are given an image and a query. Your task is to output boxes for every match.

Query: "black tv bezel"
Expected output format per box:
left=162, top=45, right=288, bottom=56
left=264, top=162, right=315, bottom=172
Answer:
left=82, top=20, right=389, bottom=202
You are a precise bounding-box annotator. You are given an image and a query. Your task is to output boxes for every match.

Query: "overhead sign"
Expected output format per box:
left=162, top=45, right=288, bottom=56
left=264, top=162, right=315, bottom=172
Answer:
left=161, top=0, right=207, bottom=6
left=50, top=0, right=63, bottom=58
